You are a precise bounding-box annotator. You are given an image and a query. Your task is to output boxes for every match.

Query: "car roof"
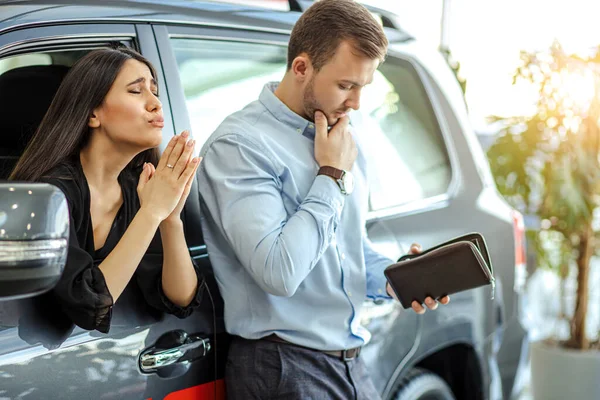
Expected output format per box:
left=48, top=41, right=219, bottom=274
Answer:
left=0, top=0, right=301, bottom=35
left=0, top=0, right=412, bottom=41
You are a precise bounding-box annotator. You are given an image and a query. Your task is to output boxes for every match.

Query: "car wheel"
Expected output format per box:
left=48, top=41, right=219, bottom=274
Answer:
left=392, top=368, right=456, bottom=400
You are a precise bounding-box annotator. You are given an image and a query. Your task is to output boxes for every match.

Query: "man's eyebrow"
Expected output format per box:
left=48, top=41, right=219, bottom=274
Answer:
left=339, top=79, right=372, bottom=87
left=127, top=77, right=157, bottom=86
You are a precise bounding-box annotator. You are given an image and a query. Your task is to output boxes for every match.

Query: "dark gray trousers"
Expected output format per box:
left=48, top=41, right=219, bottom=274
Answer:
left=225, top=336, right=382, bottom=400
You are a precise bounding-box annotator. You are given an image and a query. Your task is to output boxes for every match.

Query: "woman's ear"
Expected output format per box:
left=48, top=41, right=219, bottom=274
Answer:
left=88, top=112, right=100, bottom=128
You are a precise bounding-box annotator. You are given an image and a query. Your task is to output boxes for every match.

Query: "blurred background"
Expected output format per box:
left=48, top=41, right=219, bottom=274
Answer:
left=363, top=0, right=600, bottom=129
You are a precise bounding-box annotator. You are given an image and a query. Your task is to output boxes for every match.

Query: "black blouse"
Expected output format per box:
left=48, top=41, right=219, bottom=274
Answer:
left=38, top=157, right=204, bottom=333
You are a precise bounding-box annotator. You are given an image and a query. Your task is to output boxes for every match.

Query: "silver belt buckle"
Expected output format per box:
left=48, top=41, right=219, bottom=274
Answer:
left=342, top=347, right=360, bottom=361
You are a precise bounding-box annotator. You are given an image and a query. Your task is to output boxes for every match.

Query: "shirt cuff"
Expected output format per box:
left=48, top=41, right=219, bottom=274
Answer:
left=70, top=267, right=114, bottom=333
left=309, top=175, right=346, bottom=218
left=367, top=261, right=394, bottom=300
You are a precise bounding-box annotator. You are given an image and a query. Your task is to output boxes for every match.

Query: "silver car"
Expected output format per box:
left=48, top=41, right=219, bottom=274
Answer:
left=0, top=1, right=528, bottom=399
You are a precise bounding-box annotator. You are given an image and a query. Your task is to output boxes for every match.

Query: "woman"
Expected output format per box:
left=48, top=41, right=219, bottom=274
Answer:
left=10, top=47, right=203, bottom=333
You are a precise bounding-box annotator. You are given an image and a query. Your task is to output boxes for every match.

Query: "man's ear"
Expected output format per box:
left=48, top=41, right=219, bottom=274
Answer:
left=291, top=53, right=313, bottom=83
left=88, top=111, right=100, bottom=128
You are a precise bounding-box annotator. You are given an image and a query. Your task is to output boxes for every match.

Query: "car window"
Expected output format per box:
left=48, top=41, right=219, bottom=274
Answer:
left=0, top=50, right=90, bottom=74
left=0, top=53, right=52, bottom=75
left=170, top=39, right=451, bottom=212
left=360, top=58, right=452, bottom=211
left=170, top=39, right=287, bottom=147
left=0, top=49, right=93, bottom=179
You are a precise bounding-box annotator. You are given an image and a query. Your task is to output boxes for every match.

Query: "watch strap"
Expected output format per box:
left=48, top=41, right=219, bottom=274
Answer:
left=317, top=166, right=344, bottom=180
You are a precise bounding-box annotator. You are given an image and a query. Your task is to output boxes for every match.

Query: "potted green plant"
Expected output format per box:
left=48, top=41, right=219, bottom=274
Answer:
left=487, top=41, right=600, bottom=399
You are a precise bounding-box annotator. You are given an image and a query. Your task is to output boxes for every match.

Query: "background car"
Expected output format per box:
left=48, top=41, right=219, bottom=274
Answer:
left=0, top=1, right=528, bottom=399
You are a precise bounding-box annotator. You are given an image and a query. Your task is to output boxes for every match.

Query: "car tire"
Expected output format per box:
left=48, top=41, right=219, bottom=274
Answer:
left=392, top=368, right=456, bottom=400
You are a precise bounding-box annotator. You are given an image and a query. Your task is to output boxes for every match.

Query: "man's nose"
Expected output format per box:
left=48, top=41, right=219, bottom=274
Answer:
left=346, top=91, right=361, bottom=111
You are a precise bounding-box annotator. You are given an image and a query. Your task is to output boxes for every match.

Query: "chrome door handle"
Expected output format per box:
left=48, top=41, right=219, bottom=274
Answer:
left=140, top=334, right=211, bottom=372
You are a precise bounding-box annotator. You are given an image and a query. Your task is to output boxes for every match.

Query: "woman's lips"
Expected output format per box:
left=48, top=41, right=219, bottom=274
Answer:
left=149, top=117, right=164, bottom=128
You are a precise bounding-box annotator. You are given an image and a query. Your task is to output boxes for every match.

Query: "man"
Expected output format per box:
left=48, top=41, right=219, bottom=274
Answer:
left=197, top=0, right=449, bottom=398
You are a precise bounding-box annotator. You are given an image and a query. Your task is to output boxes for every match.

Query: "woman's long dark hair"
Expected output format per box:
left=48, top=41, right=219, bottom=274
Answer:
left=10, top=47, right=160, bottom=182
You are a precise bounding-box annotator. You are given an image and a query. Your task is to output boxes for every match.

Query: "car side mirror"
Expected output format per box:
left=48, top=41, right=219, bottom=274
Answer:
left=0, top=183, right=69, bottom=300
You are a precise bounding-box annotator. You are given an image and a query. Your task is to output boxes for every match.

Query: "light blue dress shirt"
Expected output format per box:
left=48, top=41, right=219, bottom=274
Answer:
left=197, top=82, right=394, bottom=351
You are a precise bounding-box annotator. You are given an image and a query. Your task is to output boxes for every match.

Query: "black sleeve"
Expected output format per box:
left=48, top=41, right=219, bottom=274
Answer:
left=135, top=232, right=205, bottom=318
left=40, top=176, right=113, bottom=333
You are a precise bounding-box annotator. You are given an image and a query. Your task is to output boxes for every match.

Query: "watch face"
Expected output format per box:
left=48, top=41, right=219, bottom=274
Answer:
left=342, top=171, right=355, bottom=194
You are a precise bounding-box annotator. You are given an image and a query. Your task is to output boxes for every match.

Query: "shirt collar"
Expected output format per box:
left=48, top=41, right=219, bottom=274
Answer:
left=259, top=82, right=317, bottom=140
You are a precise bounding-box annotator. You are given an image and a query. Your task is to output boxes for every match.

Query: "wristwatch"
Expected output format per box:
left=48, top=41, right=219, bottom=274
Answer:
left=318, top=166, right=354, bottom=195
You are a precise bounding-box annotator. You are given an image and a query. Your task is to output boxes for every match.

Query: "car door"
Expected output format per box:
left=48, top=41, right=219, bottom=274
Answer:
left=150, top=25, right=293, bottom=389
left=0, top=23, right=219, bottom=400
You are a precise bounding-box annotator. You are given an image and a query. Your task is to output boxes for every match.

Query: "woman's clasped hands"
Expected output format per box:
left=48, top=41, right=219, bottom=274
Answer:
left=137, top=130, right=201, bottom=223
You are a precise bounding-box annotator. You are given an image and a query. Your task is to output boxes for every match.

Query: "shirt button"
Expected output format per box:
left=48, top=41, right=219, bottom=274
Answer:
left=341, top=253, right=346, bottom=260
left=348, top=292, right=352, bottom=297
left=309, top=124, right=314, bottom=129
left=378, top=288, right=383, bottom=295
left=296, top=128, right=302, bottom=133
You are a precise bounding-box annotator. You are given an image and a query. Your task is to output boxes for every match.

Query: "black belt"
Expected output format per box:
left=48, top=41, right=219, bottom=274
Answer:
left=262, top=334, right=361, bottom=361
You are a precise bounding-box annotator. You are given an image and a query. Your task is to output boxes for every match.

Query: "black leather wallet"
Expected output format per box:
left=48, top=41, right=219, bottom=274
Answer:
left=384, top=233, right=495, bottom=309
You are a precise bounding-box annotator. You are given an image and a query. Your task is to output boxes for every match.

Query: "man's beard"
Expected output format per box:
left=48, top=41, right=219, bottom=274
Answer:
left=302, top=77, right=347, bottom=125
left=302, top=76, right=323, bottom=123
